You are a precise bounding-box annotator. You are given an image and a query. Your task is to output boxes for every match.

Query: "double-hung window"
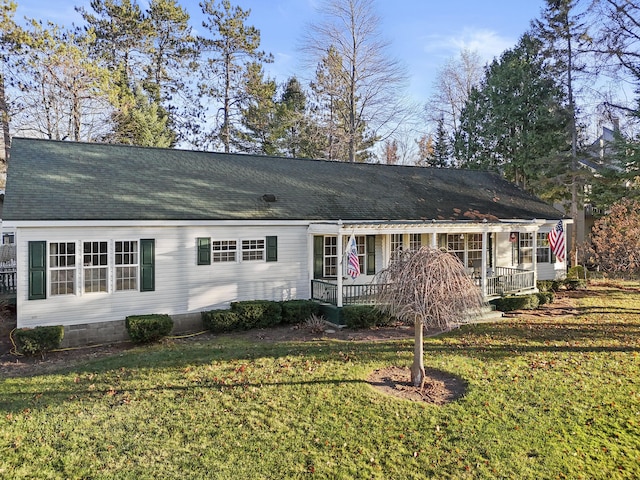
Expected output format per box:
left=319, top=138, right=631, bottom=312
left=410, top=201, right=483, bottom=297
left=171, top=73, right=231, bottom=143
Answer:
left=50, top=242, right=76, bottom=296
left=83, top=241, right=108, bottom=293
left=242, top=239, right=265, bottom=261
left=519, top=233, right=534, bottom=264
left=115, top=241, right=138, bottom=291
left=213, top=240, right=237, bottom=262
left=409, top=233, right=422, bottom=251
left=536, top=232, right=552, bottom=263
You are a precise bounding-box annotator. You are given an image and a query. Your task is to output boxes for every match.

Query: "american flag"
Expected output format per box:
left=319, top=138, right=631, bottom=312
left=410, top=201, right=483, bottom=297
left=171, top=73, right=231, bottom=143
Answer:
left=346, top=234, right=360, bottom=279
left=548, top=220, right=565, bottom=262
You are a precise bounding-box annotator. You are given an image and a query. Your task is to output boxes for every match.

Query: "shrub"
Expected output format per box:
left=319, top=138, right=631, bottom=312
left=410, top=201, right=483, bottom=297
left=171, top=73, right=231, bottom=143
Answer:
left=280, top=300, right=321, bottom=325
left=342, top=305, right=393, bottom=329
left=491, top=294, right=540, bottom=312
left=201, top=309, right=241, bottom=333
left=563, top=278, right=586, bottom=290
left=14, top=325, right=64, bottom=356
left=230, top=300, right=282, bottom=329
left=304, top=314, right=327, bottom=333
left=536, top=291, right=555, bottom=306
left=567, top=265, right=587, bottom=280
left=537, top=280, right=561, bottom=293
left=125, top=314, right=173, bottom=344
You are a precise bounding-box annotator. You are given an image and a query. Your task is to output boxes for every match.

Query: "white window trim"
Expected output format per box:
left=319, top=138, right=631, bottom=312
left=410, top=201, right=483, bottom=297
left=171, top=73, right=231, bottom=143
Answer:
left=241, top=238, right=266, bottom=262
left=114, top=239, right=139, bottom=292
left=49, top=240, right=78, bottom=297
left=212, top=239, right=239, bottom=263
left=82, top=240, right=109, bottom=295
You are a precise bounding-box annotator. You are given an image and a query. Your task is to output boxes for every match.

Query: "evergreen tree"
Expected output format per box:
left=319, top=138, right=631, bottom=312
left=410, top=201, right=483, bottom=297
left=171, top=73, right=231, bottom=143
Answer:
left=199, top=0, right=272, bottom=152
left=239, top=62, right=277, bottom=155
left=455, top=34, right=570, bottom=198
left=431, top=117, right=450, bottom=168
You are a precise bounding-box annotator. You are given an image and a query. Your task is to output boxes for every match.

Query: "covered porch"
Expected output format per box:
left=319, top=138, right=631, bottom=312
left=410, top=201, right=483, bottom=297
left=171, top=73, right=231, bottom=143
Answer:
left=307, top=219, right=546, bottom=307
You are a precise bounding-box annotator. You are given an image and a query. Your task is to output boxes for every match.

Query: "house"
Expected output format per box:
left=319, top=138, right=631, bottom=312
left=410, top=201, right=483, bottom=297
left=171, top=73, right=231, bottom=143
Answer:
left=3, top=138, right=567, bottom=346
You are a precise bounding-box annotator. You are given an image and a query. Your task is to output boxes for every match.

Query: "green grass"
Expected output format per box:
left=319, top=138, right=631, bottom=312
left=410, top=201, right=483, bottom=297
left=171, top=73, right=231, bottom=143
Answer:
left=1, top=283, right=640, bottom=479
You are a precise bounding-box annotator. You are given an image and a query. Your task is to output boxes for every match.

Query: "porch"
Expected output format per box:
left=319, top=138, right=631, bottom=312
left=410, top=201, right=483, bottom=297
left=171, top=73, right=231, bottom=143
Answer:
left=311, top=266, right=535, bottom=307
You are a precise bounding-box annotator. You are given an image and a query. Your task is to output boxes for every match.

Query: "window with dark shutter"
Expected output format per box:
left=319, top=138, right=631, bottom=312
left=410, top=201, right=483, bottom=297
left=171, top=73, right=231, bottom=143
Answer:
left=313, top=236, right=324, bottom=279
left=140, top=239, right=155, bottom=292
left=266, top=236, right=277, bottom=262
left=197, top=237, right=211, bottom=265
left=366, top=235, right=376, bottom=275
left=28, top=241, right=47, bottom=300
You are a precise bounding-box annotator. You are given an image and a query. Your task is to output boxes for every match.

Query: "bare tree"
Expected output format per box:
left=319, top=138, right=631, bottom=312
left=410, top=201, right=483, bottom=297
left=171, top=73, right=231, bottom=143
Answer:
left=301, top=0, right=410, bottom=162
left=425, top=48, right=484, bottom=135
left=374, top=247, right=485, bottom=387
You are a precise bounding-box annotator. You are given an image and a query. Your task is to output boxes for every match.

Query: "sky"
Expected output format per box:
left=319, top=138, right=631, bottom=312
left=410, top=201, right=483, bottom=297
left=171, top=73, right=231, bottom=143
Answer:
left=14, top=0, right=548, bottom=108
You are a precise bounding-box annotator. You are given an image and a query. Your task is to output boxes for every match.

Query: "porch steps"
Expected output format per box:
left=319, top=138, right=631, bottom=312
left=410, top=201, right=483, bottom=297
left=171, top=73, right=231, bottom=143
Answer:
left=464, top=305, right=503, bottom=324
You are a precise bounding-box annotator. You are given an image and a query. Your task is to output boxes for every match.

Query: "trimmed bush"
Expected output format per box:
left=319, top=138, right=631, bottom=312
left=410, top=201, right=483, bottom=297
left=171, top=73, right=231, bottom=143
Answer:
left=230, top=300, right=282, bottom=329
left=125, top=314, right=173, bottom=344
left=564, top=278, right=586, bottom=290
left=537, top=280, right=561, bottom=293
left=491, top=294, right=540, bottom=312
left=14, top=325, right=64, bottom=356
left=567, top=265, right=587, bottom=280
left=342, top=305, right=393, bottom=329
left=201, top=309, right=241, bottom=333
left=536, top=291, right=555, bottom=306
left=280, top=300, right=321, bottom=325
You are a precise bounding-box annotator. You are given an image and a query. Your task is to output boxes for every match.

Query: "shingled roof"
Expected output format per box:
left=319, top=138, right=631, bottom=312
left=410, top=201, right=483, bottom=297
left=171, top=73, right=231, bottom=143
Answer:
left=3, top=138, right=564, bottom=222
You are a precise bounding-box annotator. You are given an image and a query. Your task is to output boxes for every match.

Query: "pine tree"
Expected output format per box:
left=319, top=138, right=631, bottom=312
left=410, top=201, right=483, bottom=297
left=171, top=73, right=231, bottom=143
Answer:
left=199, top=0, right=272, bottom=152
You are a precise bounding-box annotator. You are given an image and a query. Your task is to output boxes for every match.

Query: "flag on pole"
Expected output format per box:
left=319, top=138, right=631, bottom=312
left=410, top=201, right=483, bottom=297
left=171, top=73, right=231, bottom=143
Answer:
left=346, top=234, right=360, bottom=279
left=548, top=220, right=565, bottom=262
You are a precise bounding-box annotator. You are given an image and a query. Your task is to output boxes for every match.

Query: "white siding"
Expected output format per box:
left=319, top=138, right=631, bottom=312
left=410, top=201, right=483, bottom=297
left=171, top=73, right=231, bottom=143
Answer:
left=16, top=225, right=310, bottom=328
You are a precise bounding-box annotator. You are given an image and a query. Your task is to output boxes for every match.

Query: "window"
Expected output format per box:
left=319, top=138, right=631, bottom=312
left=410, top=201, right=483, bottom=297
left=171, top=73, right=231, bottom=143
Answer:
left=409, top=233, right=422, bottom=251
left=2, top=232, right=15, bottom=245
left=213, top=240, right=237, bottom=262
left=390, top=233, right=403, bottom=260
left=467, top=234, right=483, bottom=268
left=323, top=236, right=337, bottom=277
left=50, top=242, right=76, bottom=295
left=447, top=234, right=465, bottom=265
left=537, top=232, right=551, bottom=263
left=519, top=232, right=533, bottom=264
left=447, top=233, right=483, bottom=267
left=242, top=239, right=265, bottom=261
left=115, top=241, right=138, bottom=291
left=83, top=241, right=108, bottom=293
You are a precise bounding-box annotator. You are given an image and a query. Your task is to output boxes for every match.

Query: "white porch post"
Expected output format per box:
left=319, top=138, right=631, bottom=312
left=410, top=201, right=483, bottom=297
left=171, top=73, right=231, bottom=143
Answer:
left=431, top=232, right=437, bottom=248
left=337, top=223, right=344, bottom=307
left=532, top=227, right=538, bottom=288
left=481, top=231, right=488, bottom=299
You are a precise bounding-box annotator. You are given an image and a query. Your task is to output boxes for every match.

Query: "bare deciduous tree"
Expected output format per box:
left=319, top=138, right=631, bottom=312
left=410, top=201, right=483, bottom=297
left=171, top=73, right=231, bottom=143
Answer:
left=374, top=247, right=485, bottom=387
left=425, top=48, right=483, bottom=135
left=301, top=0, right=410, bottom=162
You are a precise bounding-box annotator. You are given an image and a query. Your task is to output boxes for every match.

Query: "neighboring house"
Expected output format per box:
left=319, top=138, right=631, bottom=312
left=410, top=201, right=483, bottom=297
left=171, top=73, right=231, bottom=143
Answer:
left=3, top=138, right=567, bottom=346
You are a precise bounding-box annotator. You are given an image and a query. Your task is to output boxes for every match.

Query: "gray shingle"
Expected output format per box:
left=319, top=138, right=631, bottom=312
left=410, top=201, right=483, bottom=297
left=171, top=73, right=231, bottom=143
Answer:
left=3, top=138, right=564, bottom=222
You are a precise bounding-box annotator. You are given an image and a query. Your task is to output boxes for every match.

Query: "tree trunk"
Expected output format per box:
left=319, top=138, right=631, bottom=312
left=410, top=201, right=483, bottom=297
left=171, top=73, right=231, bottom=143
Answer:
left=410, top=319, right=425, bottom=387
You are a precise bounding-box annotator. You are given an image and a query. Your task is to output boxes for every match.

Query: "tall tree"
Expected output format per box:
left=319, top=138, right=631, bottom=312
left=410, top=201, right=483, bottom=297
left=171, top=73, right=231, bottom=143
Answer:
left=14, top=22, right=112, bottom=142
left=431, top=117, right=450, bottom=168
left=199, top=0, right=272, bottom=152
left=454, top=34, right=570, bottom=197
left=302, top=0, right=409, bottom=162
left=425, top=48, right=484, bottom=137
left=275, top=77, right=322, bottom=159
left=0, top=0, right=22, bottom=162
left=415, top=133, right=434, bottom=167
left=239, top=61, right=277, bottom=155
left=533, top=0, right=588, bottom=263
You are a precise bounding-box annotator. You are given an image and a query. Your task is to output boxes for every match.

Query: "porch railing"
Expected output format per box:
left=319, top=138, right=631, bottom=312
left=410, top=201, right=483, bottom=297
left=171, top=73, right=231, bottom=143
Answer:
left=311, top=280, right=389, bottom=306
left=484, top=267, right=535, bottom=297
left=0, top=269, right=16, bottom=295
left=313, top=266, right=535, bottom=307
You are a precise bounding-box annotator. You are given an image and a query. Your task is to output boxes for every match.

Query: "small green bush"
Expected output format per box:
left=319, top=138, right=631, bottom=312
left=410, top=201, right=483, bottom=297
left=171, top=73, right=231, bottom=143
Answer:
left=567, top=265, right=587, bottom=280
left=491, top=294, right=540, bottom=312
left=536, top=291, right=556, bottom=306
left=537, top=280, right=561, bottom=293
left=201, top=309, right=241, bottom=333
left=564, top=278, right=586, bottom=290
left=342, top=305, right=393, bottom=329
left=14, top=325, right=64, bottom=356
left=230, top=300, right=283, bottom=329
left=125, top=314, right=173, bottom=344
left=280, top=300, right=321, bottom=325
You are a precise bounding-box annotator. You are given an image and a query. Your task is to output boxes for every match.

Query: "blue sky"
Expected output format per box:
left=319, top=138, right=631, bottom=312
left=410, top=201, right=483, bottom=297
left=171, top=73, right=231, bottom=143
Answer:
left=15, top=0, right=547, bottom=106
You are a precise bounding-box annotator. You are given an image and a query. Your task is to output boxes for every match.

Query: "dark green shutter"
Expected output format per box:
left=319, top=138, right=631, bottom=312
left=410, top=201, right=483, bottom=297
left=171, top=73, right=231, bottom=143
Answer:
left=197, top=237, right=211, bottom=265
left=28, top=241, right=47, bottom=300
left=140, top=239, right=155, bottom=292
left=313, top=236, right=324, bottom=279
left=366, top=235, right=376, bottom=275
left=266, top=236, right=277, bottom=262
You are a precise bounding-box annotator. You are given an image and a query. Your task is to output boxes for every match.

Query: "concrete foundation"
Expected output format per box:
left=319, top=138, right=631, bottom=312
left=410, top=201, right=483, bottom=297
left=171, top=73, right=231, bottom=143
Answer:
left=60, top=312, right=205, bottom=348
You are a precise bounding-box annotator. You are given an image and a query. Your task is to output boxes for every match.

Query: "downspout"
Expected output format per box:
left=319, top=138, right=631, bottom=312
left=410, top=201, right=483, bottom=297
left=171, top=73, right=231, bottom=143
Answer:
left=337, top=220, right=344, bottom=307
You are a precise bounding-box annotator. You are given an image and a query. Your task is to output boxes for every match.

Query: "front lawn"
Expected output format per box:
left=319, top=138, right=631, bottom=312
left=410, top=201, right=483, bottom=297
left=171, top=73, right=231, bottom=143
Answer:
left=1, top=283, right=639, bottom=479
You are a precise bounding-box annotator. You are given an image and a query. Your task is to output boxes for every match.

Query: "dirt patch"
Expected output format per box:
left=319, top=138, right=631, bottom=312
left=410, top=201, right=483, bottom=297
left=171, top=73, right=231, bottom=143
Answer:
left=367, top=366, right=467, bottom=404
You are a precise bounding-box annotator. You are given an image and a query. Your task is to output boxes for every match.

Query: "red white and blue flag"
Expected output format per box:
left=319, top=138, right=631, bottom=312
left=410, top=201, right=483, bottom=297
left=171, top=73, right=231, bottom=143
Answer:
left=346, top=234, right=360, bottom=279
left=548, top=220, right=565, bottom=262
